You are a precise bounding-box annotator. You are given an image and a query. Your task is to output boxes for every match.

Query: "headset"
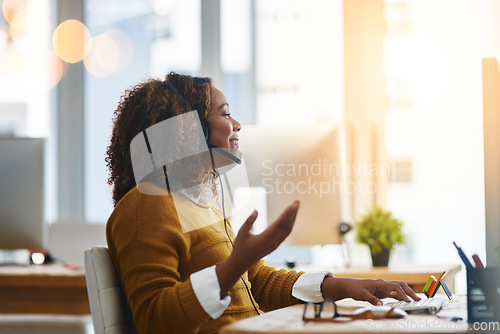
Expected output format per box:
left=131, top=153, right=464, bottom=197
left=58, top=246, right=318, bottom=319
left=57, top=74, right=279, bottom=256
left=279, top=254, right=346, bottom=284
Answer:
left=159, top=80, right=260, bottom=315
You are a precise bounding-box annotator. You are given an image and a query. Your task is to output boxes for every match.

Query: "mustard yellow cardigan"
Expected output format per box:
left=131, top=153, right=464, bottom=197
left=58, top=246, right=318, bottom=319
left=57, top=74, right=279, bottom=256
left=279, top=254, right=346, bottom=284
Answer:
left=107, top=185, right=304, bottom=334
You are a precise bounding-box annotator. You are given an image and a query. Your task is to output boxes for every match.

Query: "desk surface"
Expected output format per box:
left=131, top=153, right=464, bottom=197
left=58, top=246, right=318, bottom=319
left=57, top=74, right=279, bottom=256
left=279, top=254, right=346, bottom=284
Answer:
left=220, top=295, right=469, bottom=334
left=0, top=263, right=89, bottom=314
left=0, top=263, right=86, bottom=286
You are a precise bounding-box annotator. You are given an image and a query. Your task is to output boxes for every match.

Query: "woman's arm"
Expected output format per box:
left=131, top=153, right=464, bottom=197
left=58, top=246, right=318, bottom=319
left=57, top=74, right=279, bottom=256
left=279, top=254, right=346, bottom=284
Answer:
left=247, top=259, right=304, bottom=312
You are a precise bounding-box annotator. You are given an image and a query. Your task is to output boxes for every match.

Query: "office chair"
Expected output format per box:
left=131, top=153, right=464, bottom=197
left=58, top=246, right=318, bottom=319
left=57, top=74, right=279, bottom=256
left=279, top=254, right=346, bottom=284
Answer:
left=84, top=246, right=134, bottom=334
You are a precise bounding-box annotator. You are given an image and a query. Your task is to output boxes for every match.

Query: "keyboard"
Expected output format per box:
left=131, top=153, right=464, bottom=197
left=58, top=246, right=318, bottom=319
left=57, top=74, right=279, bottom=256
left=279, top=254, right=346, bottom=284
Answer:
left=385, top=298, right=444, bottom=315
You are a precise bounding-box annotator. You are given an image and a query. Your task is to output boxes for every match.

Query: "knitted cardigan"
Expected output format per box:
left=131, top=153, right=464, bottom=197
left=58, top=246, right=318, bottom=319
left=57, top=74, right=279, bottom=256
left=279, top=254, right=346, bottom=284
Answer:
left=106, top=185, right=304, bottom=334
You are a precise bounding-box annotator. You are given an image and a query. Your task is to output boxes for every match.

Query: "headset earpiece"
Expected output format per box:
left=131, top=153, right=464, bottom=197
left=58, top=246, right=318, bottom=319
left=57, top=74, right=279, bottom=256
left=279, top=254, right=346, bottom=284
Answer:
left=163, top=79, right=209, bottom=141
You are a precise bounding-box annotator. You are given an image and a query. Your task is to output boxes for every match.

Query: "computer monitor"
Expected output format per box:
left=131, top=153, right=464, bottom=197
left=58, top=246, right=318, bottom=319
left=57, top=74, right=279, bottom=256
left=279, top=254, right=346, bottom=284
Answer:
left=0, top=138, right=45, bottom=249
left=237, top=124, right=345, bottom=246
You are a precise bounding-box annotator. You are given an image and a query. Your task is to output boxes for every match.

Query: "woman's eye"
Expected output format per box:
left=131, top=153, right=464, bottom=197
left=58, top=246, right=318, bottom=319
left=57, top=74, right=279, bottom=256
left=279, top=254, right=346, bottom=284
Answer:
left=222, top=113, right=231, bottom=118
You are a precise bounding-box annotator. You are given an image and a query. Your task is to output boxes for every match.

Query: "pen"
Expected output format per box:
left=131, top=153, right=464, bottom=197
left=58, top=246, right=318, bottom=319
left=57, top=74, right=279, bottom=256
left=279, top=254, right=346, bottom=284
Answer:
left=436, top=270, right=448, bottom=283
left=472, top=254, right=484, bottom=268
left=453, top=241, right=473, bottom=269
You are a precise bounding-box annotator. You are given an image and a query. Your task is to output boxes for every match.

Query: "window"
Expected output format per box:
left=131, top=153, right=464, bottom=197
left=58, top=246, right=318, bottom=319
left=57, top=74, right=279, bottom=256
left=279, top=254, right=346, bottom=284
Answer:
left=83, top=0, right=201, bottom=223
left=0, top=0, right=56, bottom=222
left=389, top=159, right=413, bottom=183
left=83, top=0, right=344, bottom=223
left=255, top=0, right=343, bottom=125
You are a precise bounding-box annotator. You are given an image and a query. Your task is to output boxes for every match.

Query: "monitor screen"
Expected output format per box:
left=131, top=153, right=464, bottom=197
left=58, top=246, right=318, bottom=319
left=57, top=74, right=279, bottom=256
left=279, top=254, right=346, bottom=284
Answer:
left=237, top=125, right=344, bottom=246
left=0, top=138, right=45, bottom=249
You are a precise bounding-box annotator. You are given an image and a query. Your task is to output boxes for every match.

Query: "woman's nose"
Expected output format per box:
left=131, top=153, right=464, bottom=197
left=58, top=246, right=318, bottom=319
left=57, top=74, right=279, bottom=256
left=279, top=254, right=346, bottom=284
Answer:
left=233, top=119, right=241, bottom=132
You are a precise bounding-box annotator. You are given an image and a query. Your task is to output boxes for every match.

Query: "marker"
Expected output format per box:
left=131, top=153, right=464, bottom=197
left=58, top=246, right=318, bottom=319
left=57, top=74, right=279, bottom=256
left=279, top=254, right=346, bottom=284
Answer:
left=423, top=276, right=435, bottom=293
left=425, top=278, right=438, bottom=298
left=453, top=241, right=473, bottom=269
left=435, top=270, right=448, bottom=283
left=472, top=254, right=484, bottom=268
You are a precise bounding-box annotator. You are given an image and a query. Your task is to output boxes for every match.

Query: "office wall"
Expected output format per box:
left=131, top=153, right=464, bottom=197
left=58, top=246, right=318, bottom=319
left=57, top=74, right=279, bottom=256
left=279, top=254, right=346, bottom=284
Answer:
left=483, top=58, right=500, bottom=266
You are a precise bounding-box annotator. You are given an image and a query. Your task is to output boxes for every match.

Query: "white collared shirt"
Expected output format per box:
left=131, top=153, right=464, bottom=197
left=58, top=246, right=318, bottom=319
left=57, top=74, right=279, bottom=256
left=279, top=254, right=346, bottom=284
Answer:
left=191, top=266, right=332, bottom=319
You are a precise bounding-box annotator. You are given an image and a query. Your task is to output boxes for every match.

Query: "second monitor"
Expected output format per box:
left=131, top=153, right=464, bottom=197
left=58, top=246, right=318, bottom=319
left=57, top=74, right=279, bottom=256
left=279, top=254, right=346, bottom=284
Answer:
left=238, top=124, right=345, bottom=246
left=0, top=137, right=45, bottom=250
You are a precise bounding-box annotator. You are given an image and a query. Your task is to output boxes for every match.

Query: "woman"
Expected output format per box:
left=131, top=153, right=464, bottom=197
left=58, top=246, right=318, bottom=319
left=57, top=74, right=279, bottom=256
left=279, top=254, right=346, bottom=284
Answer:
left=105, top=72, right=419, bottom=334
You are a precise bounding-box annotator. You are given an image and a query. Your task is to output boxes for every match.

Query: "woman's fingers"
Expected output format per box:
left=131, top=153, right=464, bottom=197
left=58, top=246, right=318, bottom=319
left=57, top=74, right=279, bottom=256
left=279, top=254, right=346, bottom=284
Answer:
left=324, top=278, right=420, bottom=306
left=374, top=280, right=413, bottom=302
left=363, top=291, right=383, bottom=306
left=274, top=206, right=297, bottom=237
left=265, top=201, right=299, bottom=245
left=237, top=210, right=258, bottom=237
left=390, top=284, right=411, bottom=302
left=395, top=281, right=421, bottom=301
left=363, top=280, right=413, bottom=304
left=269, top=201, right=300, bottom=232
left=232, top=202, right=299, bottom=264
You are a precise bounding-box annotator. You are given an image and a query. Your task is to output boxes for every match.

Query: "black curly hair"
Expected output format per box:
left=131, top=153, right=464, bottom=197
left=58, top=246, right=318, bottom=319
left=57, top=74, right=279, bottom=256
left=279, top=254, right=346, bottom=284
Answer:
left=105, top=72, right=213, bottom=205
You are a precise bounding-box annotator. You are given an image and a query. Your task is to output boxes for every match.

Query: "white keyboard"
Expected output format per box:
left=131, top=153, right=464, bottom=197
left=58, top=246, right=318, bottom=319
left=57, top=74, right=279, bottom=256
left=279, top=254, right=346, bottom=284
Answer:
left=385, top=298, right=444, bottom=315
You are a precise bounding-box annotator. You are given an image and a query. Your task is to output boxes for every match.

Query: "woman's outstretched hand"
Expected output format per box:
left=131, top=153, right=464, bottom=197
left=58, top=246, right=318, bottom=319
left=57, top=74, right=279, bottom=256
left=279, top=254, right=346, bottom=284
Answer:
left=216, top=201, right=300, bottom=298
left=232, top=200, right=299, bottom=267
left=321, top=277, right=421, bottom=306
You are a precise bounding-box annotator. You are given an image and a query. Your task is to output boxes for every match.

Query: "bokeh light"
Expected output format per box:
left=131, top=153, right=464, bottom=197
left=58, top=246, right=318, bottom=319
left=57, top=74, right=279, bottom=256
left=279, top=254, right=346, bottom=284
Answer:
left=52, top=19, right=91, bottom=63
left=9, top=8, right=28, bottom=41
left=32, top=49, right=65, bottom=91
left=83, top=34, right=120, bottom=77
left=2, top=0, right=26, bottom=24
left=105, top=29, right=133, bottom=72
left=2, top=48, right=26, bottom=73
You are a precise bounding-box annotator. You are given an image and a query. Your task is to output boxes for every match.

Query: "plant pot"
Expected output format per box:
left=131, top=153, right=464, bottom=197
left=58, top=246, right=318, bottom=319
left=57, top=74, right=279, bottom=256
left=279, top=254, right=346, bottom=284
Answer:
left=371, top=248, right=390, bottom=267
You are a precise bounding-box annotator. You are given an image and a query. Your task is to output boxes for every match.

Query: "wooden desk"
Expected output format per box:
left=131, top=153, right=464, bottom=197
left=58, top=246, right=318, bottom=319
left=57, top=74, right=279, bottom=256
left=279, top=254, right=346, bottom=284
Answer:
left=221, top=295, right=469, bottom=333
left=0, top=264, right=90, bottom=315
left=287, top=264, right=462, bottom=293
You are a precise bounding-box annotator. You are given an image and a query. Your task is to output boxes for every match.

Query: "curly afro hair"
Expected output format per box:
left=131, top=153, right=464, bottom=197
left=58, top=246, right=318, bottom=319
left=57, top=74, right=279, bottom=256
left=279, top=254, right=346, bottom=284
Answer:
left=105, top=72, right=213, bottom=205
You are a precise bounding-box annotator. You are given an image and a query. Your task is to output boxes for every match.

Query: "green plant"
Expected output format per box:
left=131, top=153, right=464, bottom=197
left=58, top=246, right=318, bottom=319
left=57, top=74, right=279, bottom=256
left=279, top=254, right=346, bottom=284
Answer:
left=355, top=206, right=406, bottom=255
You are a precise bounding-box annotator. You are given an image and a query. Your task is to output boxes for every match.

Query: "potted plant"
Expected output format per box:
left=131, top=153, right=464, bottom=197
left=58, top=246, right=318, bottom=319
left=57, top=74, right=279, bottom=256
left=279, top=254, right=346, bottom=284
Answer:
left=355, top=206, right=406, bottom=267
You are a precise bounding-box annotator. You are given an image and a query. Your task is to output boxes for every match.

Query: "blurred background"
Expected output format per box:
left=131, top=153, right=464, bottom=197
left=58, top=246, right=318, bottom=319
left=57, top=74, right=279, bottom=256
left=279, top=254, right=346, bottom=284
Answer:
left=1, top=0, right=499, bottom=295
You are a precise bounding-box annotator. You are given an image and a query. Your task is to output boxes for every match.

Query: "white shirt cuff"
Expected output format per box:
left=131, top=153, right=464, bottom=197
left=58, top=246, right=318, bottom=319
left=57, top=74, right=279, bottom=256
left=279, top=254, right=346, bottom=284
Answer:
left=292, top=271, right=333, bottom=303
left=191, top=265, right=231, bottom=319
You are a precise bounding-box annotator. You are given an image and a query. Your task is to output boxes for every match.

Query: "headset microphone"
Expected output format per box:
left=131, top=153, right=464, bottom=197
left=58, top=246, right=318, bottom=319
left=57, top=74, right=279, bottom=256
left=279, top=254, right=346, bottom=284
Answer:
left=208, top=143, right=242, bottom=165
